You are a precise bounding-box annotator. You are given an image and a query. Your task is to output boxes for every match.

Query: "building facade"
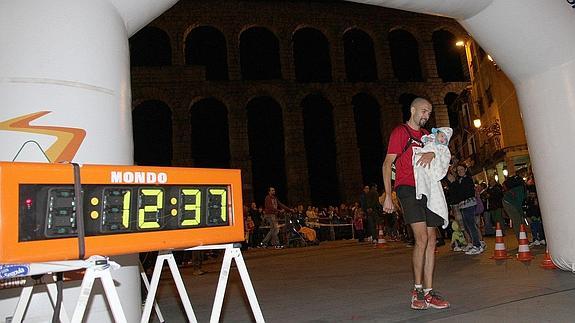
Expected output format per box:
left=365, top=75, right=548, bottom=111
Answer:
left=130, top=0, right=470, bottom=206
left=447, top=39, right=530, bottom=183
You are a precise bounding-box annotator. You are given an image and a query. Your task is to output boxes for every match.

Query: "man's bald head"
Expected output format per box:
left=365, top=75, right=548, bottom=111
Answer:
left=411, top=98, right=431, bottom=110
left=409, top=97, right=432, bottom=129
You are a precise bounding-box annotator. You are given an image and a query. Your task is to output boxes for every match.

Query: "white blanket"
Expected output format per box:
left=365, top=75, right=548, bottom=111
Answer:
left=413, top=143, right=451, bottom=228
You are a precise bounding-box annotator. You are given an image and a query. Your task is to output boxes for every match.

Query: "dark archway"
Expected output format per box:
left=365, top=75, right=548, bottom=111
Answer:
left=190, top=98, right=231, bottom=168
left=389, top=29, right=423, bottom=82
left=185, top=26, right=229, bottom=80
left=293, top=28, right=332, bottom=83
left=432, top=30, right=466, bottom=82
left=129, top=26, right=172, bottom=67
left=352, top=93, right=384, bottom=188
left=132, top=100, right=173, bottom=166
left=247, top=97, right=288, bottom=204
left=240, top=27, right=282, bottom=80
left=444, top=92, right=460, bottom=130
left=302, top=94, right=339, bottom=206
left=343, top=28, right=378, bottom=82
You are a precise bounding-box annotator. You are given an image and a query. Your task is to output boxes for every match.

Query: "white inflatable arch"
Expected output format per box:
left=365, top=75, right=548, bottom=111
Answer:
left=0, top=0, right=178, bottom=321
left=349, top=0, right=575, bottom=271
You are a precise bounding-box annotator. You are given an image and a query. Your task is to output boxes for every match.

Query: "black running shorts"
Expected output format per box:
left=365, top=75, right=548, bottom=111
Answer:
left=396, top=185, right=444, bottom=227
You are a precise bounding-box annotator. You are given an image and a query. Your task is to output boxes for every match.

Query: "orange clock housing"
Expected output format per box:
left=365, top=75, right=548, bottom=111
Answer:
left=0, top=162, right=244, bottom=263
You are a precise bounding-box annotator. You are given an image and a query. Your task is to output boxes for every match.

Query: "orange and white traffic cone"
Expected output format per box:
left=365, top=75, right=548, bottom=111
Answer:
left=375, top=224, right=386, bottom=248
left=517, top=224, right=534, bottom=262
left=490, top=222, right=511, bottom=260
left=540, top=248, right=557, bottom=269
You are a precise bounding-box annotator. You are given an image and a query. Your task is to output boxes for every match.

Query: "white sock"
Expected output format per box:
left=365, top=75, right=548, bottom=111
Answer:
left=414, top=284, right=423, bottom=290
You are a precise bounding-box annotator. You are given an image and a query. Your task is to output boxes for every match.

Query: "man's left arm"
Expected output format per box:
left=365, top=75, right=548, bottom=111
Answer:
left=416, top=151, right=435, bottom=168
left=278, top=200, right=291, bottom=212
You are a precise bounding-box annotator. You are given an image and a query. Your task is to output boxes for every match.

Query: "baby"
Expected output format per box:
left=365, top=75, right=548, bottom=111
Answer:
left=413, top=127, right=453, bottom=229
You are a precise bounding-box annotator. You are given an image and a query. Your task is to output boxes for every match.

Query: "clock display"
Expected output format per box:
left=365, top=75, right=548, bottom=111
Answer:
left=19, top=185, right=230, bottom=242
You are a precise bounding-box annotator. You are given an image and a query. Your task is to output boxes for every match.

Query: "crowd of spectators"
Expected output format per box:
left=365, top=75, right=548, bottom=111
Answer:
left=444, top=159, right=544, bottom=254
left=243, top=201, right=358, bottom=248
left=242, top=165, right=544, bottom=253
left=241, top=183, right=413, bottom=249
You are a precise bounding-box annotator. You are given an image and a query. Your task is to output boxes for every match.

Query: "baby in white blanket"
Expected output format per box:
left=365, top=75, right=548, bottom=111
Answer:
left=413, top=127, right=453, bottom=229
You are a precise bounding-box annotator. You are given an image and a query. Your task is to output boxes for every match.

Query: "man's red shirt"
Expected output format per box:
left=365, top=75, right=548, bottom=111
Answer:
left=386, top=124, right=427, bottom=188
left=264, top=194, right=289, bottom=215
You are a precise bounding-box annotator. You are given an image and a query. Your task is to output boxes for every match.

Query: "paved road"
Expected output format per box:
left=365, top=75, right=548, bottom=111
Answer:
left=151, top=235, right=575, bottom=322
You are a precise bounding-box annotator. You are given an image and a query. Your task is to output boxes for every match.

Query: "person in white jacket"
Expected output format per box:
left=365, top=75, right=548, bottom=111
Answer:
left=413, top=127, right=453, bottom=230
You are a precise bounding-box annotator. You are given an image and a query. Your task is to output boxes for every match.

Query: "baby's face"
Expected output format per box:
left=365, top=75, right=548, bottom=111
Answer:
left=436, top=132, right=447, bottom=145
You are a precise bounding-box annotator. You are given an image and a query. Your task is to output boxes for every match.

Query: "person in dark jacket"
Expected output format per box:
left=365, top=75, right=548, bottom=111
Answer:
left=366, top=184, right=381, bottom=243
left=448, top=164, right=483, bottom=255
left=485, top=178, right=505, bottom=233
left=502, top=176, right=526, bottom=241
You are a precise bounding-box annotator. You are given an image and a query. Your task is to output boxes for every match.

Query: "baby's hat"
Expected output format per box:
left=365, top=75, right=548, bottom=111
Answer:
left=432, top=127, right=453, bottom=143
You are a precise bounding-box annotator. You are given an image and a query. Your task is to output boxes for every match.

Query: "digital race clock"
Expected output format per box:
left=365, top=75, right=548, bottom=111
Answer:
left=0, top=162, right=244, bottom=264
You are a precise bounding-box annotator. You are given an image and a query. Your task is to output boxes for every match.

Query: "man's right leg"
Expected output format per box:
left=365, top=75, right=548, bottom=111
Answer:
left=411, top=222, right=429, bottom=284
left=396, top=186, right=428, bottom=309
left=260, top=215, right=272, bottom=246
left=410, top=221, right=429, bottom=309
left=269, top=214, right=280, bottom=246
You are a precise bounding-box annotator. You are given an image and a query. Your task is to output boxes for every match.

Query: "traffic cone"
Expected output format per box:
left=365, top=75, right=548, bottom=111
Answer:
left=490, top=222, right=511, bottom=260
left=540, top=248, right=557, bottom=269
left=375, top=224, right=386, bottom=248
left=517, top=224, right=534, bottom=262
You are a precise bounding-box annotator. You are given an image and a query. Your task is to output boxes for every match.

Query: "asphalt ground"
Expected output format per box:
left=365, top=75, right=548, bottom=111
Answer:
left=150, top=232, right=575, bottom=322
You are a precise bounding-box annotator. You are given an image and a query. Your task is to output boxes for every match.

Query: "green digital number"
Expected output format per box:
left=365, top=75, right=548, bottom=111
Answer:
left=102, top=188, right=131, bottom=231
left=180, top=189, right=201, bottom=226
left=122, top=190, right=131, bottom=228
left=208, top=188, right=227, bottom=224
left=138, top=188, right=163, bottom=229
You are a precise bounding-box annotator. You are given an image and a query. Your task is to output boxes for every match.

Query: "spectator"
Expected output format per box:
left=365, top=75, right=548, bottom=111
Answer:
left=244, top=211, right=255, bottom=248
left=485, top=179, right=505, bottom=234
left=260, top=187, right=291, bottom=249
left=354, top=208, right=366, bottom=242
left=525, top=190, right=545, bottom=246
left=449, top=164, right=484, bottom=255
left=248, top=202, right=263, bottom=247
left=450, top=220, right=466, bottom=252
left=359, top=185, right=372, bottom=242
left=502, top=175, right=527, bottom=241
left=306, top=206, right=318, bottom=223
left=366, top=184, right=381, bottom=243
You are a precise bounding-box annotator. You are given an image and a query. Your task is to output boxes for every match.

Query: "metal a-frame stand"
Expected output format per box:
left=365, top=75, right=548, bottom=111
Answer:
left=9, top=256, right=126, bottom=323
left=140, top=243, right=264, bottom=323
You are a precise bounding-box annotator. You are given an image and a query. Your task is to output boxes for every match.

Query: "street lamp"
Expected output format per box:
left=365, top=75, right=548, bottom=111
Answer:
left=473, top=118, right=482, bottom=129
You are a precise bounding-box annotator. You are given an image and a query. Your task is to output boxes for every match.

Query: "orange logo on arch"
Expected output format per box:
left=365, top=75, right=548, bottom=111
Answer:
left=0, top=111, right=86, bottom=162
